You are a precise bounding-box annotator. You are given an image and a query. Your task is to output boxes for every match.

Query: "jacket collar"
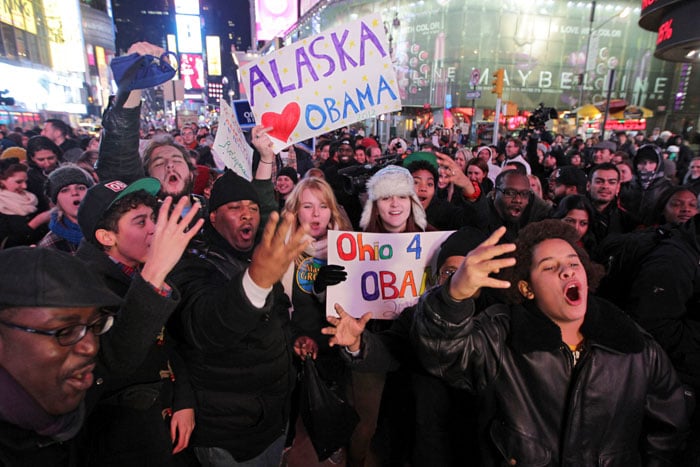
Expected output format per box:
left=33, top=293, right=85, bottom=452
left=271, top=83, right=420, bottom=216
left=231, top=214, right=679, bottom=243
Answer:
left=509, top=295, right=644, bottom=354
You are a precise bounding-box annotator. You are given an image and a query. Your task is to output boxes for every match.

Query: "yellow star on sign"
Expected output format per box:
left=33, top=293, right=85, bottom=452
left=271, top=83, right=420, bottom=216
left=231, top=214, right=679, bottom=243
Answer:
left=349, top=40, right=355, bottom=48
left=362, top=75, right=368, bottom=81
left=283, top=67, right=288, bottom=74
left=372, top=19, right=379, bottom=27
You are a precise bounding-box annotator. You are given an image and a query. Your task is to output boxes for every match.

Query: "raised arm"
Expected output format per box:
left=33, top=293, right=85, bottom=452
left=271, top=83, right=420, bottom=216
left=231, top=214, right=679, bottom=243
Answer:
left=96, top=42, right=165, bottom=183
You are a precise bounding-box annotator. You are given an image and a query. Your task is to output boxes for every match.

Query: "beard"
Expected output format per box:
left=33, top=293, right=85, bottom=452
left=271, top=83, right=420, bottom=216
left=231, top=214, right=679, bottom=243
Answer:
left=159, top=175, right=195, bottom=202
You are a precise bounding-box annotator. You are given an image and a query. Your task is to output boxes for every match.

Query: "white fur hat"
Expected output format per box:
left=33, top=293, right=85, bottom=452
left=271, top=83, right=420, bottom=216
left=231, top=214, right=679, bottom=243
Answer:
left=359, top=165, right=427, bottom=230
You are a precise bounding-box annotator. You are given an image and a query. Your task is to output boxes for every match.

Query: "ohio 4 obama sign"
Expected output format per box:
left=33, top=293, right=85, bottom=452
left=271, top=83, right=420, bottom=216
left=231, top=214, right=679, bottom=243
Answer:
left=327, top=230, right=454, bottom=320
left=241, top=14, right=402, bottom=153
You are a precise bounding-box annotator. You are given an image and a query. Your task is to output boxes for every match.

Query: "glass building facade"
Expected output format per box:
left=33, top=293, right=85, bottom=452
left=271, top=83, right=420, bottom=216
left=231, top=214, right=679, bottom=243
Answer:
left=279, top=0, right=694, bottom=137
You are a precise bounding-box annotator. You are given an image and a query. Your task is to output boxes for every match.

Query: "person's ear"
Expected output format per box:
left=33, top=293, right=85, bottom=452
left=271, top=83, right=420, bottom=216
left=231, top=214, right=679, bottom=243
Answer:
left=209, top=211, right=217, bottom=228
left=94, top=229, right=116, bottom=248
left=518, top=280, right=535, bottom=300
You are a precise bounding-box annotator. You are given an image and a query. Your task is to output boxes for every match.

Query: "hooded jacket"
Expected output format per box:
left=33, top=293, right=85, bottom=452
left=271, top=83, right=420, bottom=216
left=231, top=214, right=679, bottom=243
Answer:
left=621, top=145, right=672, bottom=226
left=411, top=286, right=688, bottom=466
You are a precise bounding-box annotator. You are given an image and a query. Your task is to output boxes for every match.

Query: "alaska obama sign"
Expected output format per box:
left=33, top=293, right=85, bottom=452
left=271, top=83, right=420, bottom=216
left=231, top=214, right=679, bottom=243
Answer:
left=241, top=14, right=402, bottom=153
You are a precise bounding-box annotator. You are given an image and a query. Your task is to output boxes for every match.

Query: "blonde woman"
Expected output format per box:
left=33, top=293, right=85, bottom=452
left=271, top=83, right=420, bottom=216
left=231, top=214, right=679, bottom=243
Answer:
left=281, top=177, right=352, bottom=460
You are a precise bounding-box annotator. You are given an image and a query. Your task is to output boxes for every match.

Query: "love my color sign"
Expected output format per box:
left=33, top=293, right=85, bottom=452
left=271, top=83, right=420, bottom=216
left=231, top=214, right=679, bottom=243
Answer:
left=240, top=14, right=402, bottom=153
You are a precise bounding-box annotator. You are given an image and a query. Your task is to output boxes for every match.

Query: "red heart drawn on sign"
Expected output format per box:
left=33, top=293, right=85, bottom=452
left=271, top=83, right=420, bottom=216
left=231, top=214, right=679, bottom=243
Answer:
left=261, top=102, right=301, bottom=143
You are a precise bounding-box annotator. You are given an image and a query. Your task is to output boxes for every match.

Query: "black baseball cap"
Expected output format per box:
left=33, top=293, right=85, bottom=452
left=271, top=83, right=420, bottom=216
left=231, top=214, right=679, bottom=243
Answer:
left=78, top=178, right=161, bottom=243
left=0, top=247, right=122, bottom=309
left=555, top=166, right=587, bottom=191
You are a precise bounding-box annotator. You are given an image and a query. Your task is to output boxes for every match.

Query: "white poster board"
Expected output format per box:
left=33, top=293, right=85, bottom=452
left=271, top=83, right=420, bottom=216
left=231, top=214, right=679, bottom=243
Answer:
left=327, top=230, right=454, bottom=319
left=212, top=101, right=254, bottom=180
left=240, top=13, right=402, bottom=153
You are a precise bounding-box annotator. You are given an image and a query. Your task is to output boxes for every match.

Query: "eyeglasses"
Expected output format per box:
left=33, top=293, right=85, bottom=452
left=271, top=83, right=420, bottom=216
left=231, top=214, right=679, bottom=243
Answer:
left=0, top=313, right=114, bottom=346
left=497, top=188, right=531, bottom=199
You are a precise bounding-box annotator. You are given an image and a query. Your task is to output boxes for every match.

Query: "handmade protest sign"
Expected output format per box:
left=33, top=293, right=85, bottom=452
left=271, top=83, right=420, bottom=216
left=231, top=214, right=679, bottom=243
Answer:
left=240, top=13, right=402, bottom=153
left=327, top=230, right=454, bottom=319
left=212, top=100, right=254, bottom=180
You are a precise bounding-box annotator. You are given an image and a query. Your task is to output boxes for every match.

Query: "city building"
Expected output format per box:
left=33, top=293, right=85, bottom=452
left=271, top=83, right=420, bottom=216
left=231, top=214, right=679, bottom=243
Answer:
left=273, top=0, right=698, bottom=141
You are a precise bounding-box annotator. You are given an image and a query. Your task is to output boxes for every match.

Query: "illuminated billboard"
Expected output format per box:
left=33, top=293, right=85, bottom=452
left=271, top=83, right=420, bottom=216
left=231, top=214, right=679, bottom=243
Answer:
left=206, top=36, right=222, bottom=76
left=180, top=53, right=204, bottom=90
left=300, top=0, right=320, bottom=16
left=43, top=0, right=85, bottom=73
left=176, top=14, right=203, bottom=53
left=255, top=0, right=297, bottom=42
left=174, top=0, right=199, bottom=15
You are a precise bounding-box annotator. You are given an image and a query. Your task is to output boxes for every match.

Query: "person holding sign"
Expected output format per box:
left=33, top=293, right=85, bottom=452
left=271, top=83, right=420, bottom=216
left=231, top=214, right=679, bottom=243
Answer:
left=279, top=177, right=352, bottom=458
left=410, top=221, right=688, bottom=465
left=281, top=177, right=352, bottom=361
left=322, top=227, right=490, bottom=466
left=348, top=164, right=431, bottom=466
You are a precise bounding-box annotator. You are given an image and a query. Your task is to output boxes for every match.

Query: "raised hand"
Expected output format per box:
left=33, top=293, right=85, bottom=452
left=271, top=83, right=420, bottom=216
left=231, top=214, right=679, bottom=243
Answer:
left=314, top=264, right=347, bottom=292
left=322, top=304, right=372, bottom=352
left=141, top=196, right=204, bottom=289
left=436, top=151, right=473, bottom=193
left=251, top=126, right=275, bottom=160
left=122, top=42, right=167, bottom=108
left=248, top=211, right=310, bottom=289
left=127, top=41, right=165, bottom=57
left=448, top=226, right=516, bottom=301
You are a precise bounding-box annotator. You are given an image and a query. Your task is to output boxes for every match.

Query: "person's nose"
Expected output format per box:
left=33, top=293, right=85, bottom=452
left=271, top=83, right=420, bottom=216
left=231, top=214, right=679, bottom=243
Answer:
left=146, top=218, right=157, bottom=235
left=73, top=329, right=99, bottom=357
left=560, top=264, right=575, bottom=279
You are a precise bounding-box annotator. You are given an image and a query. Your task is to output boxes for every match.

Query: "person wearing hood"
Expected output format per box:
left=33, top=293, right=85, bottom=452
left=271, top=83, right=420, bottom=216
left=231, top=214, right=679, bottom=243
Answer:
left=620, top=144, right=672, bottom=227
left=25, top=136, right=61, bottom=213
left=628, top=213, right=700, bottom=465
left=475, top=146, right=501, bottom=184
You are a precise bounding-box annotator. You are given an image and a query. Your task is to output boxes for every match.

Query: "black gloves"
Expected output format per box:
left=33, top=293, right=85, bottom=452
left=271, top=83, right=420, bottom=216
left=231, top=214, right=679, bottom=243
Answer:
left=314, top=264, right=347, bottom=292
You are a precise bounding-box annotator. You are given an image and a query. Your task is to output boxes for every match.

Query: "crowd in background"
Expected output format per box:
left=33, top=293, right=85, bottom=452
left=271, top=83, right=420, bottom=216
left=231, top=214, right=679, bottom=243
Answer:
left=1, top=43, right=700, bottom=467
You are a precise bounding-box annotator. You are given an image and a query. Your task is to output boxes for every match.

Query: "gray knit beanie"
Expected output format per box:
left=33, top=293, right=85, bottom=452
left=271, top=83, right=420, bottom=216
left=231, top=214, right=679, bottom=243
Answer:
left=46, top=164, right=95, bottom=203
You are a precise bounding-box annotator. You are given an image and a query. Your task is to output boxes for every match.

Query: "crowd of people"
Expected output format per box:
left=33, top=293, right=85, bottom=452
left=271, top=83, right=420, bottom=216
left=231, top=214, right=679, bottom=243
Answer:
left=1, top=41, right=699, bottom=467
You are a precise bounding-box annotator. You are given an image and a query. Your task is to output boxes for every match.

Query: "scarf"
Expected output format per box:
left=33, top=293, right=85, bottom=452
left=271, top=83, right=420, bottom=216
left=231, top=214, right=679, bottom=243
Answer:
left=0, top=189, right=38, bottom=216
left=637, top=169, right=661, bottom=190
left=49, top=210, right=83, bottom=246
left=0, top=366, right=85, bottom=442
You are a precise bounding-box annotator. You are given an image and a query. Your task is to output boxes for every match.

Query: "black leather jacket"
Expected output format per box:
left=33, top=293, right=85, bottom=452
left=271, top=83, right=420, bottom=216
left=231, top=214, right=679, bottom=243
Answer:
left=411, top=287, right=689, bottom=466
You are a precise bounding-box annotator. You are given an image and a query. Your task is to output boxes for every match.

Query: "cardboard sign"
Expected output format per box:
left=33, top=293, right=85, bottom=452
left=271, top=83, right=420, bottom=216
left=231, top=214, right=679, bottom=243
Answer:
left=212, top=101, right=254, bottom=180
left=241, top=13, right=402, bottom=153
left=327, top=230, right=454, bottom=319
